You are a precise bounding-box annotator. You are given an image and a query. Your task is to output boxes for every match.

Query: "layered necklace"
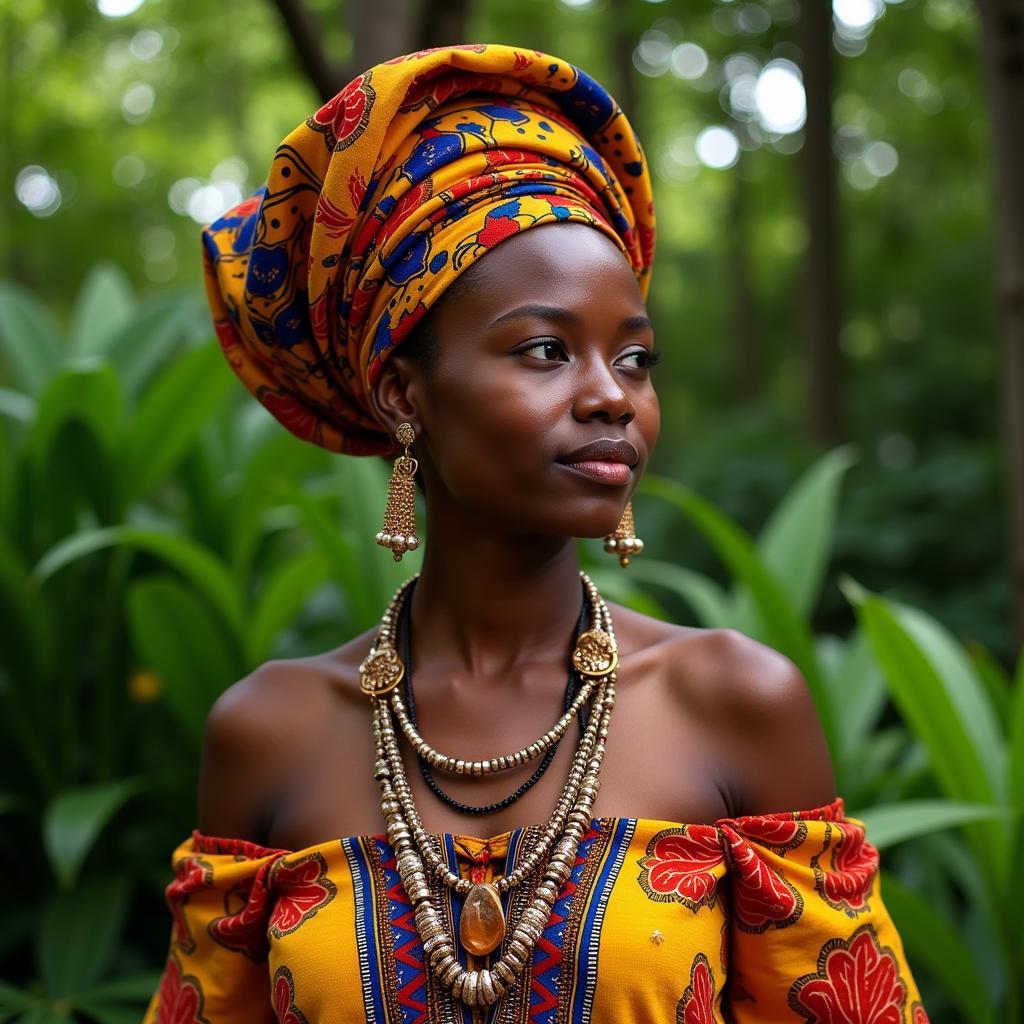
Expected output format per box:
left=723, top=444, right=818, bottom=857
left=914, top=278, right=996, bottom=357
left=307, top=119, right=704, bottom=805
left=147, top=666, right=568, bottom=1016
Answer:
left=358, top=571, right=618, bottom=1010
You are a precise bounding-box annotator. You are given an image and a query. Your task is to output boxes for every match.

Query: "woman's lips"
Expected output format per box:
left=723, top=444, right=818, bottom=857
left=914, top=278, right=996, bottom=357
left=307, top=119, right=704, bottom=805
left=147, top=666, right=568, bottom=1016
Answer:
left=560, top=460, right=632, bottom=485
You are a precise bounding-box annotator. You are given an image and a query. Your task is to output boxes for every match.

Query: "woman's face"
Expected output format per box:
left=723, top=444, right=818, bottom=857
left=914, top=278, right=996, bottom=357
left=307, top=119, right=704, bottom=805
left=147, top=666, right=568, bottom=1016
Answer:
left=382, top=221, right=660, bottom=540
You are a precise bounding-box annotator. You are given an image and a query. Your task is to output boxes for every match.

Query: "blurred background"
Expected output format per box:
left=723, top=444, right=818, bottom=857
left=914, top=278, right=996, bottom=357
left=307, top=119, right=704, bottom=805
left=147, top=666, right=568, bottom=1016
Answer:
left=1, top=1, right=1022, bottom=1021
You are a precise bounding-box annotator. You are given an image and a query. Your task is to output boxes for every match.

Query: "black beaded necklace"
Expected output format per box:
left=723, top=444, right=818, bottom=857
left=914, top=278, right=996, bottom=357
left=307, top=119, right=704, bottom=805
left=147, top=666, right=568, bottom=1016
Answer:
left=396, top=578, right=590, bottom=816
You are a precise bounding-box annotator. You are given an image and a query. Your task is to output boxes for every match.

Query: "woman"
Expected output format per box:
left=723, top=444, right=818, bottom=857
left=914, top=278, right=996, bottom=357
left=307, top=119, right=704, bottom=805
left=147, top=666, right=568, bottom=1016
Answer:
left=145, top=44, right=927, bottom=1023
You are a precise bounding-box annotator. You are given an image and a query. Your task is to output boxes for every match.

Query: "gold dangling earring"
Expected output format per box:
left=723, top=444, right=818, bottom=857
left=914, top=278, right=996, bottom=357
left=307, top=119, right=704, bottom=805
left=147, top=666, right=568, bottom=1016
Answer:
left=604, top=500, right=643, bottom=567
left=375, top=422, right=420, bottom=561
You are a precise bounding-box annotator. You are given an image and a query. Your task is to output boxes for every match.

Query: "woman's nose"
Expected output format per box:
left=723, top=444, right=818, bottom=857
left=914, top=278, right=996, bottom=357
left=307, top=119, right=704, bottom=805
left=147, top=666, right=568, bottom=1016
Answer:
left=571, top=358, right=635, bottom=424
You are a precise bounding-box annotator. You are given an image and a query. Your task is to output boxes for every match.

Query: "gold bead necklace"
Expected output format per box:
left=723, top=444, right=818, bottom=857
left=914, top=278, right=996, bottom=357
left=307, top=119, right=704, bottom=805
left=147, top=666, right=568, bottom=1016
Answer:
left=359, top=571, right=618, bottom=1009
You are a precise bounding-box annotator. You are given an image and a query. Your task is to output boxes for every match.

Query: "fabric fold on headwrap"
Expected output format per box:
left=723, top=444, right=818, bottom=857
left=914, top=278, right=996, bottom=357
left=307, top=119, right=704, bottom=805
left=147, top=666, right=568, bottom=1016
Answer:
left=202, top=43, right=656, bottom=455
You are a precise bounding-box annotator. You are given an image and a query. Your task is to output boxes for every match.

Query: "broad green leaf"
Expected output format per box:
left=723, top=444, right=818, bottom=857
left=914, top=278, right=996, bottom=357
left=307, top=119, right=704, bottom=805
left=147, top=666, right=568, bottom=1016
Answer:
left=37, top=876, right=130, bottom=1000
left=623, top=558, right=733, bottom=628
left=124, top=343, right=235, bottom=499
left=820, top=627, right=887, bottom=784
left=331, top=455, right=419, bottom=612
left=734, top=444, right=856, bottom=624
left=1009, top=649, right=1024, bottom=872
left=29, top=362, right=122, bottom=474
left=71, top=1005, right=143, bottom=1024
left=581, top=564, right=668, bottom=620
left=69, top=974, right=161, bottom=1004
left=639, top=475, right=835, bottom=752
left=0, top=281, right=64, bottom=396
left=127, top=573, right=244, bottom=742
left=846, top=585, right=994, bottom=805
left=0, top=981, right=35, bottom=1012
left=248, top=548, right=333, bottom=665
left=104, top=290, right=199, bottom=397
left=13, top=1009, right=73, bottom=1024
left=1011, top=647, right=1024, bottom=799
left=880, top=870, right=998, bottom=1024
left=846, top=584, right=1004, bottom=883
left=290, top=484, right=380, bottom=633
left=225, top=429, right=326, bottom=580
left=42, top=778, right=143, bottom=889
left=68, top=263, right=135, bottom=359
left=894, top=603, right=1006, bottom=801
left=0, top=388, right=35, bottom=424
left=32, top=525, right=245, bottom=636
left=968, top=641, right=1010, bottom=727
left=854, top=799, right=1015, bottom=850
left=0, top=530, right=55, bottom=681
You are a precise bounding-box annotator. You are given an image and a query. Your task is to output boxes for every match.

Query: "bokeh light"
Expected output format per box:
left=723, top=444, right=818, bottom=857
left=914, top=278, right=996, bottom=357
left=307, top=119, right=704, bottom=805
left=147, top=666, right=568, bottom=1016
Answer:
left=695, top=126, right=740, bottom=169
left=15, top=166, right=62, bottom=217
left=754, top=60, right=806, bottom=134
left=96, top=0, right=146, bottom=17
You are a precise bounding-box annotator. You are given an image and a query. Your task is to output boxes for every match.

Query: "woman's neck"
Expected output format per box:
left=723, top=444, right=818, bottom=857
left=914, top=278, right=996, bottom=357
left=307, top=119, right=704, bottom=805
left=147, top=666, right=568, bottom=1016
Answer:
left=409, top=520, right=586, bottom=680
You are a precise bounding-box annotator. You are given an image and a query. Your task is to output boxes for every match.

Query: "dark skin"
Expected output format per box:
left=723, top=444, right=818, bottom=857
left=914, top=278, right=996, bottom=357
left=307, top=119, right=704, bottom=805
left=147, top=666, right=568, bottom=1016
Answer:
left=199, top=222, right=836, bottom=850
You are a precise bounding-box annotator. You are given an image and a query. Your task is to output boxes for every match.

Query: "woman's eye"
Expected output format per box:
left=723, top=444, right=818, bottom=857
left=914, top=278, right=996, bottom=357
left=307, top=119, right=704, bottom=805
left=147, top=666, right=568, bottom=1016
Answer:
left=617, top=348, right=661, bottom=370
left=520, top=340, right=565, bottom=361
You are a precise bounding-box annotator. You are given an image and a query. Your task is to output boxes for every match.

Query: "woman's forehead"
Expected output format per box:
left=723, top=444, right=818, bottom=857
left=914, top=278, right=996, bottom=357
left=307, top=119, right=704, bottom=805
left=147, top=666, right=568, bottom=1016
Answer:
left=445, top=223, right=645, bottom=315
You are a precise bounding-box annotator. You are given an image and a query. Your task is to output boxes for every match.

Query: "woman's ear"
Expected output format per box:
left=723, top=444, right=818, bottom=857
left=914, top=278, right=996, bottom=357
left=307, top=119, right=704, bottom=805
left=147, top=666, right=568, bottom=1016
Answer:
left=371, top=353, right=424, bottom=436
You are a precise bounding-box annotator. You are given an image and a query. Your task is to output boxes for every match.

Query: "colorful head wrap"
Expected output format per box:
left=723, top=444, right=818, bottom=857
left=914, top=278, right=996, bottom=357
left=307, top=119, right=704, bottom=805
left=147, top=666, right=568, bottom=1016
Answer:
left=202, top=43, right=656, bottom=455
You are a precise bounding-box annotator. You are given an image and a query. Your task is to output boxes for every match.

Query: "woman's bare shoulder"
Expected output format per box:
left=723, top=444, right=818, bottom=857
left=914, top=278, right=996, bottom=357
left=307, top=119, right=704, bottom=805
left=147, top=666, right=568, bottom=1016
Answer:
left=196, top=628, right=377, bottom=838
left=609, top=602, right=836, bottom=814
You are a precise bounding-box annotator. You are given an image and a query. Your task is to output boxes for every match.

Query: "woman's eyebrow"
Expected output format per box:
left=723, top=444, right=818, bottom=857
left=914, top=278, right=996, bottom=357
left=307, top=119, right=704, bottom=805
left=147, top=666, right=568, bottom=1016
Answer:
left=489, top=303, right=580, bottom=327
left=489, top=303, right=653, bottom=331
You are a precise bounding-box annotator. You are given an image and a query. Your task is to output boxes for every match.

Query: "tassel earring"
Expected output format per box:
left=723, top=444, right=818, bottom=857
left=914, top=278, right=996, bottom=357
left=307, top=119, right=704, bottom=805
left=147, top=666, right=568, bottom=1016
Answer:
left=604, top=500, right=643, bottom=567
left=375, top=422, right=420, bottom=561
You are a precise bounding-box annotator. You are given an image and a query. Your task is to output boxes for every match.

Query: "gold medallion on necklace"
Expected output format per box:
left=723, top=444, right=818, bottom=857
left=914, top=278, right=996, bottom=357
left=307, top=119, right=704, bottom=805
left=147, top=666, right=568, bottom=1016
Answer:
left=572, top=628, right=619, bottom=677
left=359, top=647, right=405, bottom=697
left=460, top=882, right=505, bottom=955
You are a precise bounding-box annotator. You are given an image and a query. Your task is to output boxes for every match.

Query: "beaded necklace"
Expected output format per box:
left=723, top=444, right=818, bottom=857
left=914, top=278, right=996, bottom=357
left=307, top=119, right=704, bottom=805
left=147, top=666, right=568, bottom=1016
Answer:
left=359, top=572, right=618, bottom=1009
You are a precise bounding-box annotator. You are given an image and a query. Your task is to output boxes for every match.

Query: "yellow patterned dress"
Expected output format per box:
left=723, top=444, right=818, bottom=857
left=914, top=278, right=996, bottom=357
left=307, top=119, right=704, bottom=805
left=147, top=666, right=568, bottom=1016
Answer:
left=143, top=797, right=928, bottom=1023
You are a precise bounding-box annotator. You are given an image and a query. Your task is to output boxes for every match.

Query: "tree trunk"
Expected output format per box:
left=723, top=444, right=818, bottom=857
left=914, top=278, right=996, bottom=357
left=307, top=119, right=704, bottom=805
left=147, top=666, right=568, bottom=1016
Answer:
left=976, top=0, right=1024, bottom=651
left=268, top=0, right=343, bottom=100
left=608, top=0, right=638, bottom=121
left=417, top=0, right=468, bottom=51
left=797, top=2, right=844, bottom=445
left=352, top=0, right=416, bottom=70
left=730, top=170, right=761, bottom=402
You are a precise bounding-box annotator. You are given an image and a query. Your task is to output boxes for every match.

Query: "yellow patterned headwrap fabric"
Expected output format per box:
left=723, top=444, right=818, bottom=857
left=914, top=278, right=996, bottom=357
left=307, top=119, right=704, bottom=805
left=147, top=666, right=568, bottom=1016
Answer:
left=201, top=43, right=656, bottom=456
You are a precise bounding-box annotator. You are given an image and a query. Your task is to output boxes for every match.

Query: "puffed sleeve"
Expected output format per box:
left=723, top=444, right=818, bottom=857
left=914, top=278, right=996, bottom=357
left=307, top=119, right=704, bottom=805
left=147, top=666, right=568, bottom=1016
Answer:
left=143, top=833, right=287, bottom=1024
left=718, top=798, right=930, bottom=1023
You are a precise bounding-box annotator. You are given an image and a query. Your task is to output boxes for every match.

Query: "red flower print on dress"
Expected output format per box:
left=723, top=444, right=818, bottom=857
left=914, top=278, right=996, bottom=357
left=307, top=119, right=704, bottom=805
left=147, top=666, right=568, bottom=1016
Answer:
left=165, top=856, right=213, bottom=955
left=726, top=813, right=809, bottom=854
left=676, top=952, right=716, bottom=1024
left=812, top=821, right=878, bottom=917
left=721, top=825, right=803, bottom=932
left=788, top=924, right=908, bottom=1024
left=308, top=72, right=376, bottom=152
left=273, top=965, right=310, bottom=1024
left=637, top=825, right=725, bottom=911
left=208, top=863, right=276, bottom=962
left=911, top=1001, right=930, bottom=1023
left=269, top=852, right=337, bottom=938
left=156, top=953, right=210, bottom=1024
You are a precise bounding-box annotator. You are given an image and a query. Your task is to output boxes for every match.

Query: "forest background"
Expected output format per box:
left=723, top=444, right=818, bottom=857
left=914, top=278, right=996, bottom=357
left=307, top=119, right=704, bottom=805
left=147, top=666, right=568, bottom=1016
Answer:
left=2, top=0, right=1023, bottom=1022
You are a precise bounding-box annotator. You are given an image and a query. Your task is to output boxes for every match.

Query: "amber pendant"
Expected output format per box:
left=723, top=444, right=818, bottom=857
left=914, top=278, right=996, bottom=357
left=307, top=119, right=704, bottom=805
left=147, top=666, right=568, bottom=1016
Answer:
left=460, top=882, right=505, bottom=956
